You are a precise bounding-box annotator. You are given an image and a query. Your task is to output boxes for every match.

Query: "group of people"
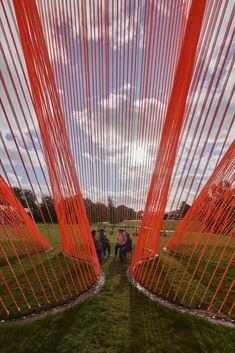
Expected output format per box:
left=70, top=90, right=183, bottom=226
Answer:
left=91, top=228, right=133, bottom=262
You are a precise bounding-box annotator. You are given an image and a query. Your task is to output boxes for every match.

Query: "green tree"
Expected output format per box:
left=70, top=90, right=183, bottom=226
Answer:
left=40, top=196, right=57, bottom=223
left=13, top=187, right=40, bottom=221
left=108, top=196, right=117, bottom=224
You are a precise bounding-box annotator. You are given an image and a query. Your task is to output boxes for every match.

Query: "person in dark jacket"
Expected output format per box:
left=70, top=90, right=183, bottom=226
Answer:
left=92, top=230, right=102, bottom=262
left=119, top=232, right=132, bottom=261
left=99, top=228, right=111, bottom=258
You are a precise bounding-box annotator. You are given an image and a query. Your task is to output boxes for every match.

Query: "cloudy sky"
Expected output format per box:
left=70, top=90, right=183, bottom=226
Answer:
left=1, top=0, right=234, bottom=214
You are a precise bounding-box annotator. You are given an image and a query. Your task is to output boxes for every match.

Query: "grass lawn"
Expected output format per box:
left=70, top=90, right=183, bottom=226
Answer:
left=0, top=222, right=234, bottom=353
left=134, top=252, right=234, bottom=316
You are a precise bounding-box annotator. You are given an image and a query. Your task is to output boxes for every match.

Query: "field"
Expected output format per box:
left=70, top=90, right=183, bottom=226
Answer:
left=0, top=222, right=234, bottom=353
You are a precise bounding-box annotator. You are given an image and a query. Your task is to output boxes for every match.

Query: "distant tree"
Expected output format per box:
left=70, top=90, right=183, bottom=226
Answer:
left=13, top=187, right=25, bottom=205
left=127, top=207, right=135, bottom=220
left=84, top=198, right=93, bottom=224
left=40, top=196, right=57, bottom=223
left=179, top=201, right=191, bottom=219
left=116, top=205, right=127, bottom=223
left=135, top=210, right=144, bottom=220
left=12, top=187, right=143, bottom=225
left=108, top=196, right=117, bottom=224
left=13, top=187, right=41, bottom=221
left=95, top=202, right=108, bottom=223
left=83, top=198, right=108, bottom=224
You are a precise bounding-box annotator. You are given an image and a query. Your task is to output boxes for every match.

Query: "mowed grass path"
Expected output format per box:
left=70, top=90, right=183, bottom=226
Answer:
left=0, top=223, right=235, bottom=353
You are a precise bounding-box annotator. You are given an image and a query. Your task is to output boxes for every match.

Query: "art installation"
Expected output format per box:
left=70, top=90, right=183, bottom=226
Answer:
left=1, top=0, right=234, bottom=321
left=0, top=175, right=50, bottom=256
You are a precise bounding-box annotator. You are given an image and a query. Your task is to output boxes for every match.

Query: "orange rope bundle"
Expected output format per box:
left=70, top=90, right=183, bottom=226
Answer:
left=0, top=176, right=49, bottom=255
left=131, top=0, right=207, bottom=268
left=1, top=0, right=100, bottom=319
left=166, top=141, right=234, bottom=314
left=129, top=0, right=234, bottom=317
left=13, top=0, right=100, bottom=273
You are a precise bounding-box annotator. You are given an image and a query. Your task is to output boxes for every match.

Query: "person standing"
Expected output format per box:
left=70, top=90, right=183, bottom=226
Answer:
left=91, top=230, right=102, bottom=262
left=99, top=228, right=111, bottom=258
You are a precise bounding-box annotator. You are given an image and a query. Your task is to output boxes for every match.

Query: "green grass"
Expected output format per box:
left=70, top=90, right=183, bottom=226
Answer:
left=0, top=222, right=234, bottom=352
left=0, top=223, right=98, bottom=320
left=136, top=253, right=234, bottom=316
left=0, top=251, right=234, bottom=353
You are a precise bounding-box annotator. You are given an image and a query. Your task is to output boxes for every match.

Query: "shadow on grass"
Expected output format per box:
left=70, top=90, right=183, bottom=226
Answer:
left=128, top=266, right=235, bottom=353
left=1, top=256, right=234, bottom=353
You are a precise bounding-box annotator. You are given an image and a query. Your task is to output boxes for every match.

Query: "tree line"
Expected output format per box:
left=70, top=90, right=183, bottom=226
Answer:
left=11, top=187, right=143, bottom=224
left=10, top=180, right=234, bottom=233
